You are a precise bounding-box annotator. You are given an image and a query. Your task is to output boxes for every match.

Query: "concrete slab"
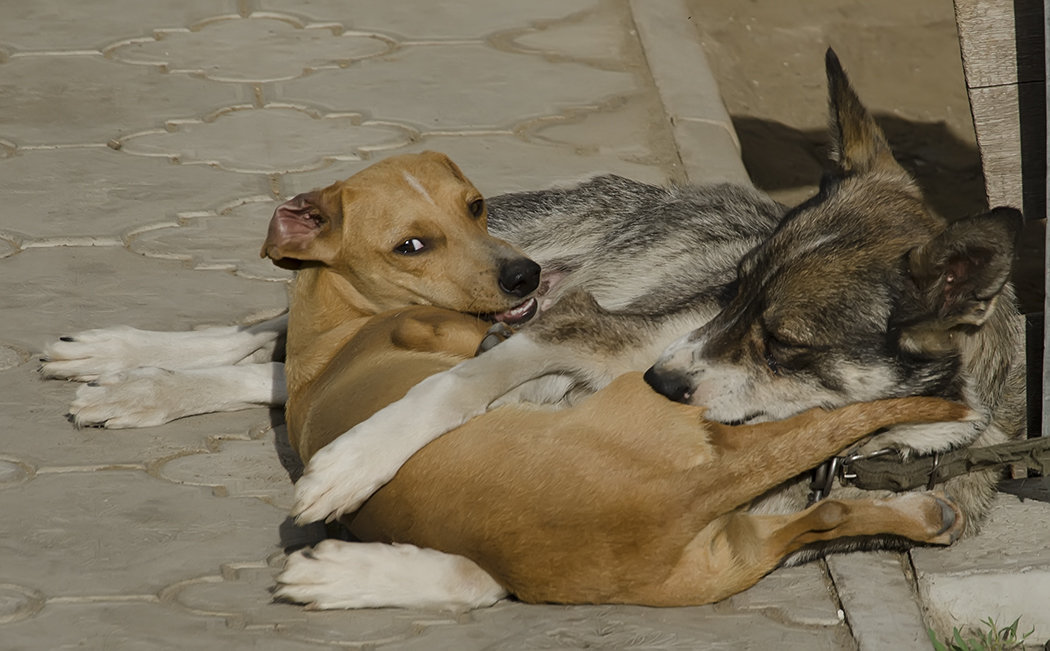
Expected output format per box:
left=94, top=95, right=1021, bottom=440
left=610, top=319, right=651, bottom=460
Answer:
left=0, top=0, right=233, bottom=52
left=0, top=148, right=271, bottom=243
left=257, top=0, right=598, bottom=41
left=273, top=44, right=638, bottom=132
left=912, top=493, right=1050, bottom=643
left=108, top=16, right=393, bottom=83
left=0, top=55, right=248, bottom=147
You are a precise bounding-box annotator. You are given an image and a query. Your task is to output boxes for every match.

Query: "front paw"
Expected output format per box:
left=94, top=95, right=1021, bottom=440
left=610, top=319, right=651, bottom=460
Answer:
left=291, top=442, right=389, bottom=524
left=69, top=367, right=181, bottom=429
left=41, top=326, right=147, bottom=381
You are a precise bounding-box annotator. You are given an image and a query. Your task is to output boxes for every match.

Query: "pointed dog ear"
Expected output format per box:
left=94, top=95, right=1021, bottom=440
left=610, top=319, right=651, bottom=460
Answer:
left=825, top=48, right=908, bottom=179
left=260, top=190, right=344, bottom=270
left=900, top=207, right=1021, bottom=353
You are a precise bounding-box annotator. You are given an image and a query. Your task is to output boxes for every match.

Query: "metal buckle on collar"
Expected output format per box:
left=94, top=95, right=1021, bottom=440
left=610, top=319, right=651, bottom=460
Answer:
left=808, top=448, right=898, bottom=504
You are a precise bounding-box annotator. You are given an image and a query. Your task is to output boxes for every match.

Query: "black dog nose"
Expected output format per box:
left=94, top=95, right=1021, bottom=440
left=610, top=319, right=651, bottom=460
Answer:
left=643, top=366, right=693, bottom=403
left=498, top=258, right=541, bottom=298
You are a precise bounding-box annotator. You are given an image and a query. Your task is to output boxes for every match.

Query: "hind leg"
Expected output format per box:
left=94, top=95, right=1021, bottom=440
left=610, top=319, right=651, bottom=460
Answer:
left=750, top=491, right=963, bottom=567
left=651, top=491, right=963, bottom=606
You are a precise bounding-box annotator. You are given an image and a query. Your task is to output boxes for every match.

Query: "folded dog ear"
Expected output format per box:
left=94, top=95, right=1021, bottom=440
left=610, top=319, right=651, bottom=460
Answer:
left=900, top=207, right=1021, bottom=353
left=260, top=190, right=343, bottom=270
left=825, top=48, right=908, bottom=179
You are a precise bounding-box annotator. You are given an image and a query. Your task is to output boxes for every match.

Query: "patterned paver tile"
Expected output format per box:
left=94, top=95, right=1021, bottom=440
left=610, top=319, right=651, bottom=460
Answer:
left=388, top=600, right=852, bottom=650
left=508, top=0, right=633, bottom=64
left=258, top=0, right=597, bottom=41
left=1, top=247, right=287, bottom=349
left=0, top=362, right=274, bottom=469
left=157, top=425, right=295, bottom=509
left=172, top=564, right=461, bottom=647
left=108, top=16, right=393, bottom=83
left=130, top=200, right=295, bottom=282
left=0, top=55, right=247, bottom=146
left=120, top=106, right=414, bottom=174
left=0, top=237, right=17, bottom=259
left=0, top=0, right=232, bottom=52
left=284, top=134, right=671, bottom=201
left=273, top=44, right=637, bottom=132
left=0, top=602, right=329, bottom=650
left=0, top=148, right=270, bottom=242
left=0, top=470, right=283, bottom=596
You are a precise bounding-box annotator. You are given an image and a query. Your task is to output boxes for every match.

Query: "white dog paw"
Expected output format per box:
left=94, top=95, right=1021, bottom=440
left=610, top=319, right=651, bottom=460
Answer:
left=274, top=540, right=506, bottom=610
left=41, top=326, right=156, bottom=381
left=291, top=443, right=388, bottom=524
left=69, top=367, right=183, bottom=429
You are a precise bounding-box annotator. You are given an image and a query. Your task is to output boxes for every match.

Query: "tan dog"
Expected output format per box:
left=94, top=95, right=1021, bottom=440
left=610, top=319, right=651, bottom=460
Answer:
left=267, top=151, right=970, bottom=609
left=260, top=151, right=539, bottom=461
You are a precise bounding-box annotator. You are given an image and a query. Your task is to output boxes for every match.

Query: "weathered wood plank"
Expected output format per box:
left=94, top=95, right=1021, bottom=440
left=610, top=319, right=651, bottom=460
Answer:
left=954, top=0, right=1045, bottom=87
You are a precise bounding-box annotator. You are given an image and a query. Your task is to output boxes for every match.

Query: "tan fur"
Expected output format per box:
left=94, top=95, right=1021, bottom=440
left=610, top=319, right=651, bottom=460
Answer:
left=272, top=152, right=972, bottom=606
left=267, top=152, right=529, bottom=461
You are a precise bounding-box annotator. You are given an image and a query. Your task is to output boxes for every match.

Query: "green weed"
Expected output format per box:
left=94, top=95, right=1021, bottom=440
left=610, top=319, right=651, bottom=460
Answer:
left=928, top=616, right=1036, bottom=651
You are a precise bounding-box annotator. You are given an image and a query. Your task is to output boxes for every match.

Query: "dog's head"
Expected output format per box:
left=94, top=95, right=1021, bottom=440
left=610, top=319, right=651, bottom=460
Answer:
left=645, top=50, right=1021, bottom=426
left=261, top=151, right=539, bottom=323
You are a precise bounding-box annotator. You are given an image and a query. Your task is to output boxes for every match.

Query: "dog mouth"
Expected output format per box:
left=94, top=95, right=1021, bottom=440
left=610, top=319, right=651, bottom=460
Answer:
left=487, top=297, right=538, bottom=325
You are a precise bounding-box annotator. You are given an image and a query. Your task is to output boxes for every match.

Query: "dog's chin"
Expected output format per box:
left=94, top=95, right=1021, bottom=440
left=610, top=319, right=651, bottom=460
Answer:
left=487, top=297, right=538, bottom=325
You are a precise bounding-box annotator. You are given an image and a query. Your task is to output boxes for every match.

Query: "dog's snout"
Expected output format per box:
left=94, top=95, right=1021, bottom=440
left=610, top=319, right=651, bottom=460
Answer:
left=499, top=258, right=541, bottom=298
left=643, top=366, right=693, bottom=403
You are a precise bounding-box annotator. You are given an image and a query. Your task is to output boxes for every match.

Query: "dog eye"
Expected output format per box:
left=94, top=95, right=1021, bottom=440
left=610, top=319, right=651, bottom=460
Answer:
left=394, top=238, right=426, bottom=255
left=468, top=198, right=485, bottom=218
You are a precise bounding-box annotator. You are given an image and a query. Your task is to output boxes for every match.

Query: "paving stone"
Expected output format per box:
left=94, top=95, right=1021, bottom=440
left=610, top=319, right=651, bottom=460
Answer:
left=0, top=344, right=26, bottom=371
left=0, top=583, right=45, bottom=625
left=0, top=361, right=274, bottom=469
left=0, top=55, right=248, bottom=146
left=509, top=0, right=634, bottom=64
left=912, top=494, right=1050, bottom=643
left=525, top=92, right=682, bottom=180
left=1, top=602, right=330, bottom=651
left=0, top=148, right=271, bottom=242
left=387, top=601, right=853, bottom=650
left=273, top=44, right=638, bottom=132
left=723, top=564, right=843, bottom=627
left=121, top=106, right=414, bottom=174
left=284, top=134, right=672, bottom=201
left=0, top=237, right=18, bottom=259
left=826, top=551, right=931, bottom=651
left=258, top=0, right=597, bottom=41
left=109, top=16, right=393, bottom=83
left=172, top=564, right=461, bottom=647
left=0, top=0, right=233, bottom=52
left=1, top=247, right=287, bottom=350
left=157, top=426, right=295, bottom=509
left=130, top=199, right=293, bottom=282
left=0, top=470, right=283, bottom=597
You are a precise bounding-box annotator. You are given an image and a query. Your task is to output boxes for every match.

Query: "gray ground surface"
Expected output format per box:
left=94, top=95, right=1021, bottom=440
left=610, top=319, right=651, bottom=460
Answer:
left=1, top=1, right=1046, bottom=648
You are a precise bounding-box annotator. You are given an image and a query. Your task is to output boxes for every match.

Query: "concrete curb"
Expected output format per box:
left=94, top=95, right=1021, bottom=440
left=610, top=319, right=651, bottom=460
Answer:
left=629, top=0, right=750, bottom=185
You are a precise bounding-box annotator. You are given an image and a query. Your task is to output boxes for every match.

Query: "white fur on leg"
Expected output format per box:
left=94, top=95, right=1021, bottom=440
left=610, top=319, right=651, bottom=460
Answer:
left=292, top=335, right=556, bottom=523
left=41, top=314, right=288, bottom=381
left=274, top=541, right=507, bottom=610
left=69, top=363, right=286, bottom=428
